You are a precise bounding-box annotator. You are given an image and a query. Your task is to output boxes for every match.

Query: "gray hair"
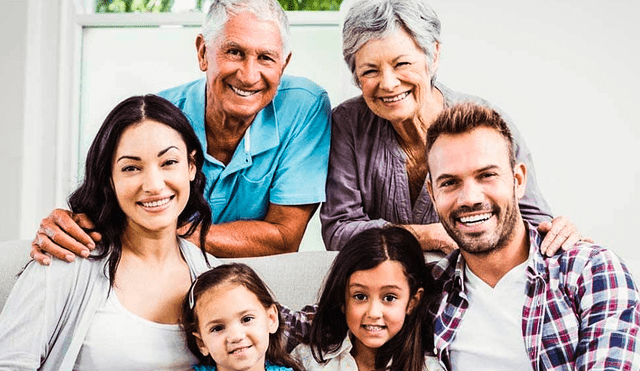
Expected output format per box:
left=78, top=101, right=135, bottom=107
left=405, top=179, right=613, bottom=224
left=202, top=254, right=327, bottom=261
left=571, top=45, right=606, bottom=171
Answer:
left=342, top=0, right=441, bottom=86
left=201, top=0, right=291, bottom=60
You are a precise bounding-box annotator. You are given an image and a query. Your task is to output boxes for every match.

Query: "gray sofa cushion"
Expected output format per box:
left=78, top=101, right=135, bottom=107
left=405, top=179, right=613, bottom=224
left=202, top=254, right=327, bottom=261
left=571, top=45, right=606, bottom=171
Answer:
left=0, top=239, right=337, bottom=312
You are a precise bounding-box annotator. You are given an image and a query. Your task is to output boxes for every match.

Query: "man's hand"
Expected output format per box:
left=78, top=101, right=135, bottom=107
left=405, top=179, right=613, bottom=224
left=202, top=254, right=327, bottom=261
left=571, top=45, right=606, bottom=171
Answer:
left=31, top=209, right=101, bottom=265
left=404, top=223, right=458, bottom=255
left=537, top=215, right=593, bottom=257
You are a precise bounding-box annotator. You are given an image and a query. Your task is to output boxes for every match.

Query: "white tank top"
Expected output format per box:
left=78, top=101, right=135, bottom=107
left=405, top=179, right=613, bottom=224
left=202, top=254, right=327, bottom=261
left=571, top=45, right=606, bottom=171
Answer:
left=73, top=291, right=198, bottom=371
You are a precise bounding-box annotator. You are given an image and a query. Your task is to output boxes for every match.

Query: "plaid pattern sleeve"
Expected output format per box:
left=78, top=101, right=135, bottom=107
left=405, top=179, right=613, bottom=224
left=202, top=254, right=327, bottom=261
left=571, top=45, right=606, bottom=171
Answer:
left=433, top=225, right=640, bottom=370
left=524, top=228, right=640, bottom=370
left=563, top=246, right=639, bottom=369
left=280, top=304, right=316, bottom=352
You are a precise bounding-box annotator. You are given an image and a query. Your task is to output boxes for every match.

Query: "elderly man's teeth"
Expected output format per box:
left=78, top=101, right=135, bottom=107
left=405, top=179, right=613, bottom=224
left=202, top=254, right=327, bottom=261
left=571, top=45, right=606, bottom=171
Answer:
left=230, top=85, right=257, bottom=97
left=381, top=91, right=410, bottom=103
left=141, top=198, right=171, bottom=208
left=460, top=213, right=492, bottom=225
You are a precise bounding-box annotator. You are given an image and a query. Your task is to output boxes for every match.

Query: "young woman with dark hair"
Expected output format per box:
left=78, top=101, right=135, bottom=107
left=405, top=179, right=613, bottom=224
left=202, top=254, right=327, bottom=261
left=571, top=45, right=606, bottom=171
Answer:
left=292, top=226, right=444, bottom=371
left=0, top=94, right=217, bottom=370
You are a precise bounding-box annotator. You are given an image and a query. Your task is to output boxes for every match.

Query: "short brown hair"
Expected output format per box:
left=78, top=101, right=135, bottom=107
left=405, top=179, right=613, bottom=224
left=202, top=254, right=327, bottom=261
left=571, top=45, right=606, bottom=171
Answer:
left=426, top=103, right=516, bottom=168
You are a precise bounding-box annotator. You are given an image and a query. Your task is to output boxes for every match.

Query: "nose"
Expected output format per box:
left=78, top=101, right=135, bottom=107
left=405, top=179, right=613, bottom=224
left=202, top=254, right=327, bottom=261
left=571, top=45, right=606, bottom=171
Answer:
left=365, top=299, right=383, bottom=319
left=227, top=323, right=246, bottom=343
left=141, top=167, right=165, bottom=194
left=457, top=180, right=484, bottom=207
left=237, top=57, right=260, bottom=85
left=379, top=68, right=400, bottom=91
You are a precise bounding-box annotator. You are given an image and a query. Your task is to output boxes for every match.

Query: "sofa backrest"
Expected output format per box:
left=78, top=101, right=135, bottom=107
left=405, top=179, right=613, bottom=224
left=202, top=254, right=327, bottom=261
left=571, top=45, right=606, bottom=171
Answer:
left=3, top=239, right=639, bottom=313
left=0, top=239, right=338, bottom=312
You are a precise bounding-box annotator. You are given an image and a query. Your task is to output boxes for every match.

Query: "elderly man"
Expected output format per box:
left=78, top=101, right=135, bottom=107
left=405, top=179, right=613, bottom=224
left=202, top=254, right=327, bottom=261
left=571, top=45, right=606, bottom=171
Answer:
left=426, top=103, right=639, bottom=370
left=31, top=0, right=330, bottom=260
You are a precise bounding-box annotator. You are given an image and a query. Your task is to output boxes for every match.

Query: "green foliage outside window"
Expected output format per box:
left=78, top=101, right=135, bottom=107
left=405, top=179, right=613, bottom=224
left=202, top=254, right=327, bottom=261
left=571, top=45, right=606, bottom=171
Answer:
left=95, top=0, right=342, bottom=12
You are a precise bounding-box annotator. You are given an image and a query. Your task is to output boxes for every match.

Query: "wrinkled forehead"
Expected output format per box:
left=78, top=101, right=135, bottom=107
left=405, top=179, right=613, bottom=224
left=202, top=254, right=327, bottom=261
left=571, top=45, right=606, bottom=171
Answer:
left=427, top=127, right=512, bottom=179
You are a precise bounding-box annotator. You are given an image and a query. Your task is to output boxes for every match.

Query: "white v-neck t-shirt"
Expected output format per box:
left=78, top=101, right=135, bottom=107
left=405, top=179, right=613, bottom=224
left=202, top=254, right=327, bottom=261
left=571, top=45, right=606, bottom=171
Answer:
left=73, top=291, right=197, bottom=371
left=449, top=258, right=533, bottom=371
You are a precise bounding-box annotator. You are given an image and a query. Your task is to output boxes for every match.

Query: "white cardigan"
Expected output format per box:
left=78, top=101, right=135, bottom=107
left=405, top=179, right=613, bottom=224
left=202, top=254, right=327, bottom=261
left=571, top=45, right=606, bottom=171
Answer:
left=0, top=239, right=216, bottom=371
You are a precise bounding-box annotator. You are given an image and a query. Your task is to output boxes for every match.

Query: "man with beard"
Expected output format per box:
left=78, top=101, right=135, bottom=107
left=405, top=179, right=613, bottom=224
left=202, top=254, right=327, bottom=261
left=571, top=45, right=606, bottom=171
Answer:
left=425, top=103, right=640, bottom=370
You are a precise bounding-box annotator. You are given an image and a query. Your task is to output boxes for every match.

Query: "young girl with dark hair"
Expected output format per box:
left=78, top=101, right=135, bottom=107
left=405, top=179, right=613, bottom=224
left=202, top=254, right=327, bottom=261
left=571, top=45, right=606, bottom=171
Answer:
left=0, top=94, right=216, bottom=370
left=182, top=263, right=303, bottom=371
left=292, top=227, right=444, bottom=371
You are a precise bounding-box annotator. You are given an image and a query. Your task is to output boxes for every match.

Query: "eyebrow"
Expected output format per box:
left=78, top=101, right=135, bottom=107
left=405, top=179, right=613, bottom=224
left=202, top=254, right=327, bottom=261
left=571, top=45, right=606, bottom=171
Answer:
left=220, top=40, right=280, bottom=59
left=116, top=145, right=179, bottom=163
left=356, top=55, right=409, bottom=70
left=349, top=283, right=403, bottom=291
left=434, top=165, right=500, bottom=183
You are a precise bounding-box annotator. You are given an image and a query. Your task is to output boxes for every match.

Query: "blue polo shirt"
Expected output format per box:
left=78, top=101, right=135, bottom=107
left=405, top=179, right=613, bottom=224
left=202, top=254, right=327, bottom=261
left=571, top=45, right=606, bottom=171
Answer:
left=158, top=75, right=331, bottom=224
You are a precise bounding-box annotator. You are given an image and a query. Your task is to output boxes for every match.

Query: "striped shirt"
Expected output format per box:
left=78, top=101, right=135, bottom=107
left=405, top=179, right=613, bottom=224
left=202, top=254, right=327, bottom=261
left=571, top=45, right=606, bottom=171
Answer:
left=431, top=223, right=640, bottom=370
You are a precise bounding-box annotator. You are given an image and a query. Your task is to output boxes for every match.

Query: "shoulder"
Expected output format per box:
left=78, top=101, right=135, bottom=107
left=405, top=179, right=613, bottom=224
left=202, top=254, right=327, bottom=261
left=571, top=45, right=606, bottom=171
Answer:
left=157, top=79, right=205, bottom=107
left=179, top=238, right=222, bottom=274
left=193, top=365, right=217, bottom=371
left=545, top=242, right=636, bottom=290
left=437, top=82, right=493, bottom=108
left=291, top=343, right=325, bottom=370
left=331, top=95, right=382, bottom=135
left=266, top=361, right=296, bottom=371
left=332, top=95, right=369, bottom=120
left=275, top=75, right=329, bottom=105
left=22, top=254, right=106, bottom=284
left=424, top=355, right=446, bottom=371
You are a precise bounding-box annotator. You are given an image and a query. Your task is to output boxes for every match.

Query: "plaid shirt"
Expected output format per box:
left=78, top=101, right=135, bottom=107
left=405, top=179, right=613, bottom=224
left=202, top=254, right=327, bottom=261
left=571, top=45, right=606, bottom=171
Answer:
left=281, top=304, right=316, bottom=352
left=431, top=223, right=640, bottom=370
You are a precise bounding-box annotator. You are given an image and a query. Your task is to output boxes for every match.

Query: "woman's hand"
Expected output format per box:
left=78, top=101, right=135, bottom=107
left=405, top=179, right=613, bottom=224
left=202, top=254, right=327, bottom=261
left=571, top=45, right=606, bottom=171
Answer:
left=30, top=209, right=101, bottom=265
left=404, top=223, right=458, bottom=255
left=537, top=215, right=593, bottom=256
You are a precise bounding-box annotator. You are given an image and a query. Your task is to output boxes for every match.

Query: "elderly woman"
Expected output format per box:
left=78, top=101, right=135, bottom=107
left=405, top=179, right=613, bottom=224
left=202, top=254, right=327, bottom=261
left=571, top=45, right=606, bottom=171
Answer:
left=321, top=0, right=582, bottom=253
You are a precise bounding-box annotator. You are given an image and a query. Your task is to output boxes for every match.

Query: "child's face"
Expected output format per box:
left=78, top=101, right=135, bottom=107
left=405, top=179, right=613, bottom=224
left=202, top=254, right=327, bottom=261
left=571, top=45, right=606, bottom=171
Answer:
left=193, top=283, right=279, bottom=371
left=344, top=260, right=423, bottom=356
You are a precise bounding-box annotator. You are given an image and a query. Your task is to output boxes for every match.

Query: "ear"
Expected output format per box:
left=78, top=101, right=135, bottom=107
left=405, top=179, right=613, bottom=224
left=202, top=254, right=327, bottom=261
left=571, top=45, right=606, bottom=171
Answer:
left=426, top=174, right=438, bottom=213
left=193, top=331, right=210, bottom=357
left=513, top=162, right=527, bottom=200
left=266, top=304, right=279, bottom=334
left=406, top=287, right=424, bottom=315
left=188, top=150, right=197, bottom=181
left=196, top=34, right=208, bottom=72
left=431, top=41, right=441, bottom=75
left=282, top=52, right=292, bottom=72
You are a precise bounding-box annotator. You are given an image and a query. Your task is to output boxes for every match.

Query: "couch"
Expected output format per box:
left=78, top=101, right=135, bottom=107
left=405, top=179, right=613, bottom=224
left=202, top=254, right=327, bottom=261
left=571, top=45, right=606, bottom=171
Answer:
left=0, top=239, right=339, bottom=312
left=2, top=239, right=639, bottom=312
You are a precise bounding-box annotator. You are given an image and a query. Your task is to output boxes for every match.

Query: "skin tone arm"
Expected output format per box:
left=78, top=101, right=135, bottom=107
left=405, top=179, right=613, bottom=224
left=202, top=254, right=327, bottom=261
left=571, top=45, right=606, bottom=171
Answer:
left=180, top=203, right=317, bottom=257
left=401, top=216, right=590, bottom=256
left=31, top=203, right=317, bottom=264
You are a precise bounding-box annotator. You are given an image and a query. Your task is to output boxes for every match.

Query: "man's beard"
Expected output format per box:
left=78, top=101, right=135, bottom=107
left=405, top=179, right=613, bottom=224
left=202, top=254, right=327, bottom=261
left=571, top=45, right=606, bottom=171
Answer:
left=440, top=194, right=520, bottom=257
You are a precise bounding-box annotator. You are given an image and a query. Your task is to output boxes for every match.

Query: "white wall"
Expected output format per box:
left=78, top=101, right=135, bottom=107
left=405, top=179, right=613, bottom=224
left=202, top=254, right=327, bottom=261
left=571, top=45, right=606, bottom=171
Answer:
left=0, top=0, right=28, bottom=241
left=4, top=1, right=640, bottom=260
left=429, top=0, right=640, bottom=261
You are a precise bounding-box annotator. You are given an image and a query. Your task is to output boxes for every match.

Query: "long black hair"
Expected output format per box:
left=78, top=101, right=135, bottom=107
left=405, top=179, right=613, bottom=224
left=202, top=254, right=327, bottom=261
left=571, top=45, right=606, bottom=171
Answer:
left=68, top=94, right=211, bottom=286
left=182, top=263, right=303, bottom=371
left=308, top=226, right=438, bottom=371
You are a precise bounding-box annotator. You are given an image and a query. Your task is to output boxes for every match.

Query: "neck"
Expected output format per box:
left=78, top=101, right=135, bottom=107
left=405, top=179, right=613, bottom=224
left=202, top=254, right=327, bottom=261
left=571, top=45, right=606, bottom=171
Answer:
left=120, top=225, right=182, bottom=265
left=204, top=102, right=254, bottom=165
left=462, top=219, right=529, bottom=288
left=391, top=85, right=444, bottom=148
left=351, top=339, right=378, bottom=371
